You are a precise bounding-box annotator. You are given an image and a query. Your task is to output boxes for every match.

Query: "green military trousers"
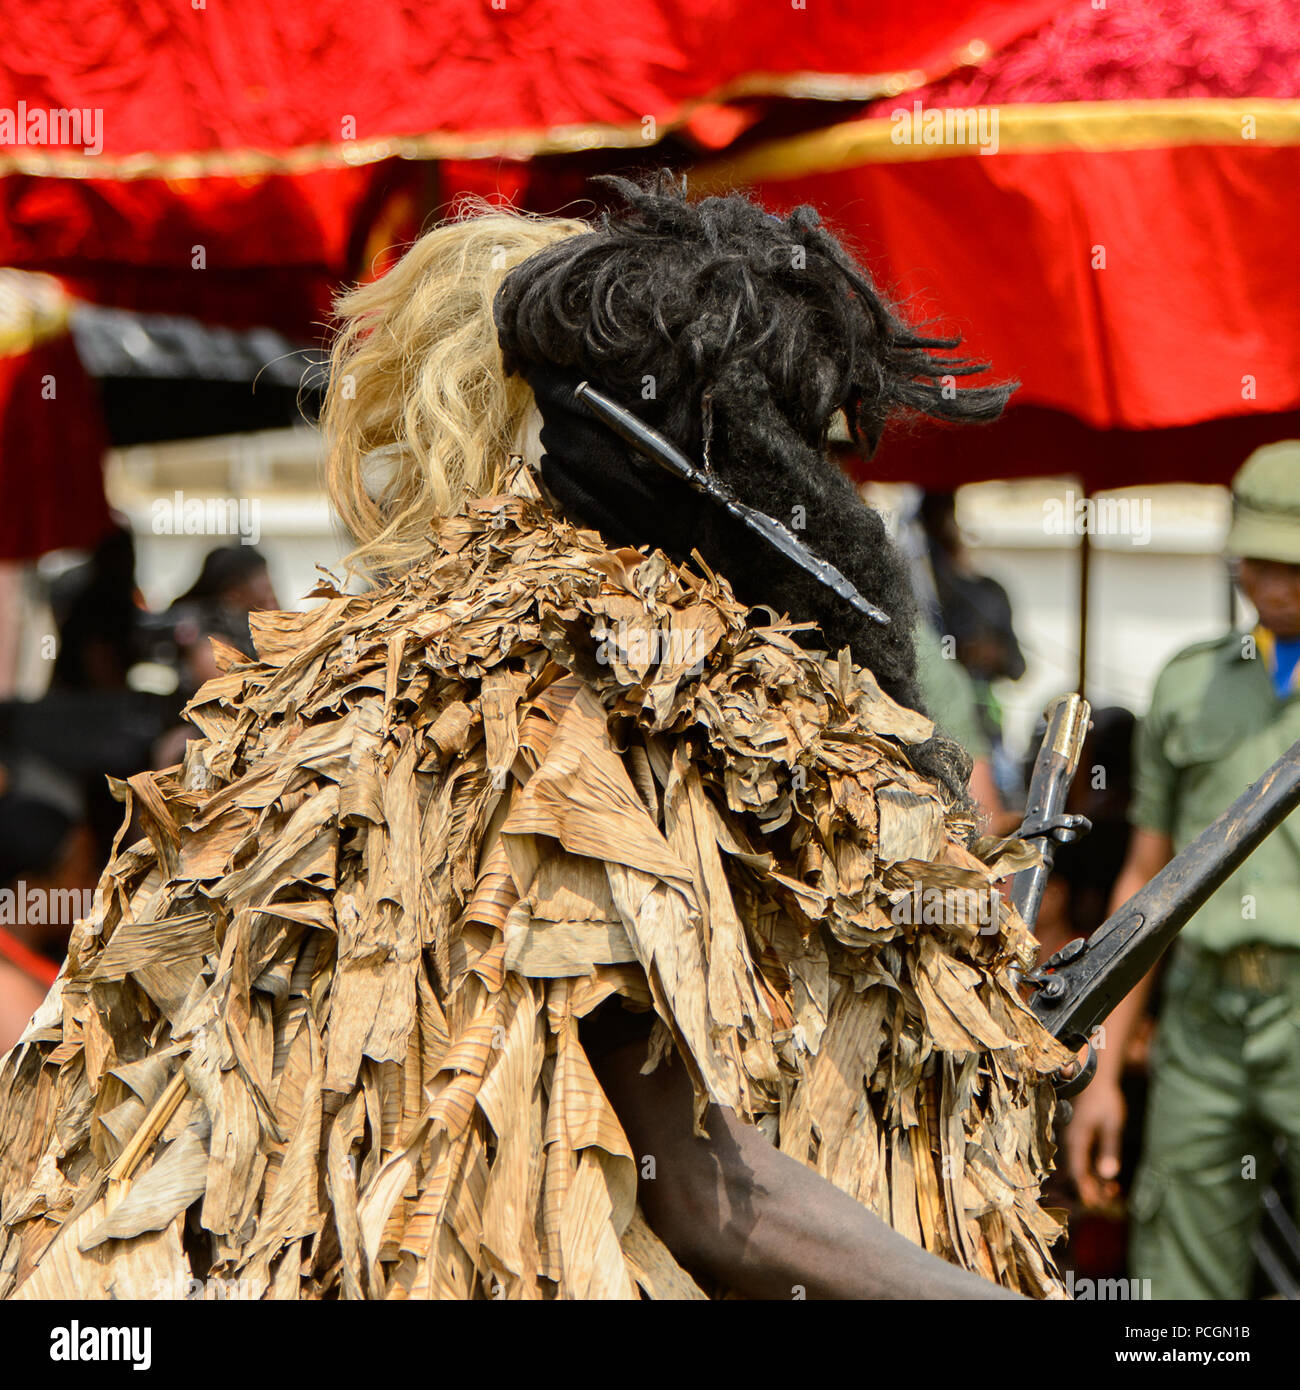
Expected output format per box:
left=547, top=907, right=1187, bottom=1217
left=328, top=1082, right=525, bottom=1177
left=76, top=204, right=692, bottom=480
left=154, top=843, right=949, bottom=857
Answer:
left=1129, top=943, right=1300, bottom=1299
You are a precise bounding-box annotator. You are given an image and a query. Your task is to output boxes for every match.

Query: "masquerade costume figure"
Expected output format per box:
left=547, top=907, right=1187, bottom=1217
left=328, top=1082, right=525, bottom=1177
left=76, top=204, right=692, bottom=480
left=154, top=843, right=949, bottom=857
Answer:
left=0, top=176, right=1072, bottom=1300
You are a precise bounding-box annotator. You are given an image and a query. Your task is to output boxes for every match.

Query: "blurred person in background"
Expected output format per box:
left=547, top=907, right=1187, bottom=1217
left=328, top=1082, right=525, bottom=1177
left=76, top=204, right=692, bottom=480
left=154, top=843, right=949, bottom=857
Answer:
left=914, top=622, right=1019, bottom=834
left=48, top=524, right=143, bottom=691
left=1068, top=443, right=1300, bottom=1299
left=918, top=491, right=1026, bottom=804
left=150, top=545, right=280, bottom=768
left=29, top=525, right=159, bottom=864
left=0, top=787, right=98, bottom=1053
left=165, top=544, right=278, bottom=680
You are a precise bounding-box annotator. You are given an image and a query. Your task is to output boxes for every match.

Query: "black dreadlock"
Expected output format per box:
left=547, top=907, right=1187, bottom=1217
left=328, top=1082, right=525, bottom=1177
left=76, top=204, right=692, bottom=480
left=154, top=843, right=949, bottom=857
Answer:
left=494, top=172, right=1015, bottom=801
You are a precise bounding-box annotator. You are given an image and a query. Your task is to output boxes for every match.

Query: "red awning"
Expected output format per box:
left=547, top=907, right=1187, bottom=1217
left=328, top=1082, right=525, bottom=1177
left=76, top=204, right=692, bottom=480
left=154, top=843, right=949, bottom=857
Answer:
left=692, top=0, right=1300, bottom=487
left=0, top=0, right=1060, bottom=333
left=0, top=273, right=110, bottom=560
left=0, top=1, right=1059, bottom=170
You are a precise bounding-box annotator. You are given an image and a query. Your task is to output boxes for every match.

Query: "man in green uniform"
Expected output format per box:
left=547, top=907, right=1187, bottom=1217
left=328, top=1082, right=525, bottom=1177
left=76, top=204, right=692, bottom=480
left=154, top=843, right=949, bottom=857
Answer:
left=914, top=622, right=1007, bottom=827
left=1067, top=441, right=1300, bottom=1298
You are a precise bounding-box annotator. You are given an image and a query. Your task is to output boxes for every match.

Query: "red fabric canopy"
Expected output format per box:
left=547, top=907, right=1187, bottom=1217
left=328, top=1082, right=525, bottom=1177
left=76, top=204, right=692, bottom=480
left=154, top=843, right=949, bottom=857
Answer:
left=0, top=1, right=1068, bottom=552
left=0, top=164, right=388, bottom=336
left=693, top=0, right=1300, bottom=487
left=723, top=140, right=1300, bottom=435
left=0, top=0, right=1061, bottom=334
left=0, top=1, right=1058, bottom=165
left=0, top=297, right=110, bottom=560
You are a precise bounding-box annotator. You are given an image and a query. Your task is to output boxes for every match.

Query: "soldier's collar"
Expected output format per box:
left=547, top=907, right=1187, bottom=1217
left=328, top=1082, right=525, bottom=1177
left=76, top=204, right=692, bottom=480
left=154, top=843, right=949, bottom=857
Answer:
left=1220, top=630, right=1256, bottom=663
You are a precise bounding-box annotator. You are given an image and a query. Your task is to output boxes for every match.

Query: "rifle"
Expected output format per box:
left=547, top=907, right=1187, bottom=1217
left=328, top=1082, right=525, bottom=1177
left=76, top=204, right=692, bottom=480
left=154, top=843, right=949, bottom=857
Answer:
left=1011, top=693, right=1300, bottom=1096
left=1026, top=734, right=1300, bottom=1092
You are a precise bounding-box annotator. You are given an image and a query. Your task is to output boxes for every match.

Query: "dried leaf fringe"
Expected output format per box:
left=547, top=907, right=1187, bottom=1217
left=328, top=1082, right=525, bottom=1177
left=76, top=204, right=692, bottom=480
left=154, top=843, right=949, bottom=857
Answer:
left=0, top=464, right=1071, bottom=1299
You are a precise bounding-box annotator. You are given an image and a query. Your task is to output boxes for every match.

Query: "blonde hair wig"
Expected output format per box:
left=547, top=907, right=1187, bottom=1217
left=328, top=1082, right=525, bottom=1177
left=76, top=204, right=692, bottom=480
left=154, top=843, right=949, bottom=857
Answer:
left=322, top=203, right=589, bottom=579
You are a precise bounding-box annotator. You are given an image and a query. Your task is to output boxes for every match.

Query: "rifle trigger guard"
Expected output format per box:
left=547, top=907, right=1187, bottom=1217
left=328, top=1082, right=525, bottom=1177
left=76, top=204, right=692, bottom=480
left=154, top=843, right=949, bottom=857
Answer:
left=1054, top=1043, right=1097, bottom=1099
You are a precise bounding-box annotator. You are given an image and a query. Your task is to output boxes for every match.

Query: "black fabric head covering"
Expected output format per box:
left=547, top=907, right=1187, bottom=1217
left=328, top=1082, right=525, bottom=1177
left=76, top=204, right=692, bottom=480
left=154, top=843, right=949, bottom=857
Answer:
left=494, top=173, right=1015, bottom=800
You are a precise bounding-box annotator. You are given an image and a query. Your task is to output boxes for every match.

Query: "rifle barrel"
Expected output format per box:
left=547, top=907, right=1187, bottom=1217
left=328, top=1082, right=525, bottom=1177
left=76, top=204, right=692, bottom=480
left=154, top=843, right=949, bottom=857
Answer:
left=1010, top=693, right=1089, bottom=926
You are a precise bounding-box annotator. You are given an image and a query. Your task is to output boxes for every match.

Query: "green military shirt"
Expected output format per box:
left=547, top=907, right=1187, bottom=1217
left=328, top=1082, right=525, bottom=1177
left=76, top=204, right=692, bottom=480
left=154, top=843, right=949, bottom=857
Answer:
left=914, top=625, right=991, bottom=762
left=1131, top=630, right=1300, bottom=952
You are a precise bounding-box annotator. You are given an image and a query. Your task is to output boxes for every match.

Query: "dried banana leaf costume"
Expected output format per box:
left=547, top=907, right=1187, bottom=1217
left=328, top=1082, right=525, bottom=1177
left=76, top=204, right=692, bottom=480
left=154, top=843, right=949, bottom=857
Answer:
left=0, top=178, right=1073, bottom=1300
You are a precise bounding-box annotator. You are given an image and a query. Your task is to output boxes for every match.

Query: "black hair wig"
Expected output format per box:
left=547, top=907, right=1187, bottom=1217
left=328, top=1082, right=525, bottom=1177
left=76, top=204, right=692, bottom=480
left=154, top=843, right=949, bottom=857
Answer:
left=495, top=172, right=1015, bottom=800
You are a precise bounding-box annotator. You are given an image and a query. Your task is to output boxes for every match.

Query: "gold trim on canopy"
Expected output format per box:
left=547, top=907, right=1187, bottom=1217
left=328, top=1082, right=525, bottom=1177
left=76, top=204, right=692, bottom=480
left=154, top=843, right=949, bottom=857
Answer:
left=0, top=64, right=960, bottom=182
left=689, top=98, right=1300, bottom=191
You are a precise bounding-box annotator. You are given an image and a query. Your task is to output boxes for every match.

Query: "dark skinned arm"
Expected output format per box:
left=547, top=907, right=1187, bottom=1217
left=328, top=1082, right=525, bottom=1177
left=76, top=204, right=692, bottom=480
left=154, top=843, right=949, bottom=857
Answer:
left=595, top=1038, right=1024, bottom=1300
left=1065, top=827, right=1173, bottom=1208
